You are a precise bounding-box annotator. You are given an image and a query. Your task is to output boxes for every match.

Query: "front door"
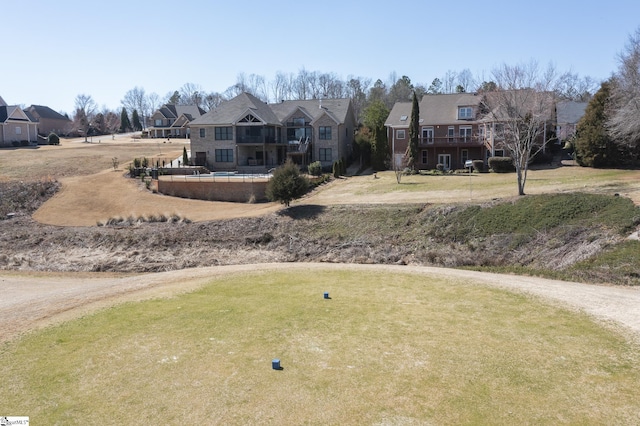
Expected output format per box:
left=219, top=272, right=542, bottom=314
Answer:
left=195, top=152, right=206, bottom=166
left=438, top=154, right=451, bottom=170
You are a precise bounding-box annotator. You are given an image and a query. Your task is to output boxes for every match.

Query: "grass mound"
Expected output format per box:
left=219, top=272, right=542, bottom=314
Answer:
left=1, top=269, right=639, bottom=424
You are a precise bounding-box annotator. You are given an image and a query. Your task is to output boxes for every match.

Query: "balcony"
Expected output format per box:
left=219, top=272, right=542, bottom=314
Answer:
left=419, top=136, right=483, bottom=146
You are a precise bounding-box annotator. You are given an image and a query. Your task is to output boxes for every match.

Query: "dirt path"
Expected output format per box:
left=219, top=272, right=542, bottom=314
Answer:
left=2, top=264, right=639, bottom=344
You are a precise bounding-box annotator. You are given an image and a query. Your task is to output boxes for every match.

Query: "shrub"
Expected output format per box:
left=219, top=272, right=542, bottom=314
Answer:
left=48, top=132, right=60, bottom=145
left=308, top=161, right=323, bottom=176
left=332, top=160, right=340, bottom=178
left=266, top=158, right=310, bottom=207
left=141, top=157, right=149, bottom=168
left=133, top=158, right=141, bottom=168
left=472, top=160, right=484, bottom=173
left=488, top=156, right=515, bottom=173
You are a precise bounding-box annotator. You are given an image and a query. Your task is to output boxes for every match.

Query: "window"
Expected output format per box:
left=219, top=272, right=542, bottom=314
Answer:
left=447, top=126, right=455, bottom=140
left=155, top=119, right=163, bottom=126
left=459, top=126, right=472, bottom=141
left=319, top=126, right=332, bottom=140
left=421, top=150, right=428, bottom=164
left=15, top=127, right=22, bottom=135
left=400, top=115, right=408, bottom=121
left=422, top=127, right=434, bottom=143
left=397, top=129, right=406, bottom=139
left=199, top=128, right=205, bottom=138
left=461, top=149, right=469, bottom=165
left=215, top=149, right=233, bottom=162
left=319, top=148, right=332, bottom=162
left=215, top=127, right=233, bottom=140
left=495, top=149, right=505, bottom=157
left=458, top=107, right=473, bottom=120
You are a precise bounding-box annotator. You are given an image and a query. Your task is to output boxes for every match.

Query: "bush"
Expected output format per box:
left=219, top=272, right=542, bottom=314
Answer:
left=488, top=156, right=515, bottom=173
left=472, top=160, right=484, bottom=173
left=308, top=161, right=323, bottom=176
left=48, top=133, right=60, bottom=145
left=266, top=159, right=310, bottom=207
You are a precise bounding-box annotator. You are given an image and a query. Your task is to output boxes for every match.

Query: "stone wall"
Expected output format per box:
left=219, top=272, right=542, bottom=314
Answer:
left=157, top=178, right=268, bottom=202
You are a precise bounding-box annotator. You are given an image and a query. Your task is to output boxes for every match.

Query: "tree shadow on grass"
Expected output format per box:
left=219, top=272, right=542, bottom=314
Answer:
left=278, top=204, right=326, bottom=219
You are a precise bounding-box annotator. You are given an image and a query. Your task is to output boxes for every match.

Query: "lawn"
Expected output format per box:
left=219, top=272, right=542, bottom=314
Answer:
left=2, top=269, right=639, bottom=424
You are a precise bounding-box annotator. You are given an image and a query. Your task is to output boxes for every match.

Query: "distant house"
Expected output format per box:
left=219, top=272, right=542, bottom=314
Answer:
left=0, top=96, right=39, bottom=147
left=24, top=105, right=72, bottom=138
left=556, top=100, right=587, bottom=142
left=385, top=93, right=486, bottom=170
left=189, top=92, right=356, bottom=172
left=147, top=104, right=206, bottom=138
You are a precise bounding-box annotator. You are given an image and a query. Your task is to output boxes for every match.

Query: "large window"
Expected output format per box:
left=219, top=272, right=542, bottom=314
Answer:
left=421, top=127, right=434, bottom=143
left=215, top=127, right=233, bottom=140
left=199, top=128, right=205, bottom=138
left=459, top=126, right=472, bottom=141
left=155, top=119, right=163, bottom=126
left=319, top=126, right=332, bottom=140
left=319, top=148, right=332, bottom=162
left=458, top=107, right=473, bottom=120
left=215, top=149, right=233, bottom=162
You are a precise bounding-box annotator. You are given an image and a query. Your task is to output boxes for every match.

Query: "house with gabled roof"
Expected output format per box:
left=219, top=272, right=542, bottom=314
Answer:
left=385, top=93, right=486, bottom=170
left=24, top=104, right=72, bottom=138
left=189, top=92, right=356, bottom=172
left=556, top=100, right=587, bottom=142
left=148, top=104, right=205, bottom=138
left=0, top=96, right=39, bottom=147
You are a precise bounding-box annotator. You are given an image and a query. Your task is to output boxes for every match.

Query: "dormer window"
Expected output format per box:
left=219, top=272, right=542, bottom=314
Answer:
left=458, top=107, right=473, bottom=120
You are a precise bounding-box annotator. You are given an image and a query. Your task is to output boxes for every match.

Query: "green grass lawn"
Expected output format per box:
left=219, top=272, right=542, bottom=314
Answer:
left=2, top=269, right=639, bottom=424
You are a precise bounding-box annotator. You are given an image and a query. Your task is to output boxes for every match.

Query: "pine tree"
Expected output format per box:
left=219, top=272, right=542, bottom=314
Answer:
left=405, top=91, right=420, bottom=171
left=574, top=81, right=620, bottom=167
left=131, top=109, right=142, bottom=131
left=266, top=159, right=310, bottom=207
left=182, top=146, right=189, bottom=166
left=119, top=107, right=132, bottom=133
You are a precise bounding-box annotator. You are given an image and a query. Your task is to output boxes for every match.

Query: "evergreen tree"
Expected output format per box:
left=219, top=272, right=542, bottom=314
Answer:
left=363, top=99, right=390, bottom=170
left=119, top=107, right=131, bottom=133
left=182, top=146, right=189, bottom=166
left=266, top=159, right=310, bottom=207
left=131, top=109, right=142, bottom=131
left=574, top=81, right=620, bottom=167
left=405, top=91, right=420, bottom=171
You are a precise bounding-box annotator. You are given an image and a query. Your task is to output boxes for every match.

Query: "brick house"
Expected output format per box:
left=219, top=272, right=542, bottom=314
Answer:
left=0, top=96, right=39, bottom=147
left=385, top=93, right=486, bottom=170
left=24, top=105, right=72, bottom=138
left=189, top=92, right=356, bottom=172
left=148, top=104, right=206, bottom=138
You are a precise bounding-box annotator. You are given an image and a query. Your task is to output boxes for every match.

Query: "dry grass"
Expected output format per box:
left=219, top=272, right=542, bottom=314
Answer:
left=1, top=269, right=639, bottom=424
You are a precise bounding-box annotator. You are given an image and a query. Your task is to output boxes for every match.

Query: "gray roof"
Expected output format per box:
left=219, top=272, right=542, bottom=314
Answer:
left=157, top=104, right=205, bottom=120
left=385, top=93, right=483, bottom=128
left=191, top=93, right=280, bottom=126
left=556, top=100, right=587, bottom=124
left=25, top=105, right=71, bottom=121
left=269, top=98, right=352, bottom=124
left=191, top=93, right=353, bottom=126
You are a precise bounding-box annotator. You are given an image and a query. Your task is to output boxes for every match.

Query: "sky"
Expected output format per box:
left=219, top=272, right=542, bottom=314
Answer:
left=2, top=0, right=639, bottom=115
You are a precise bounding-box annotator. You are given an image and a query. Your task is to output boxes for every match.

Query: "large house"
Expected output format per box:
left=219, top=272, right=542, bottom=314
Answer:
left=24, top=104, right=72, bottom=137
left=147, top=104, right=205, bottom=138
left=189, top=92, right=356, bottom=172
left=556, top=100, right=587, bottom=142
left=0, top=96, right=39, bottom=147
left=385, top=93, right=486, bottom=170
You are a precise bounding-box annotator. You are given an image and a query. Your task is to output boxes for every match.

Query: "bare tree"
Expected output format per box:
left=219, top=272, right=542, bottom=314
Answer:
left=121, top=87, right=149, bottom=129
left=556, top=71, right=598, bottom=101
left=73, top=94, right=97, bottom=141
left=443, top=70, right=457, bottom=94
left=270, top=71, right=293, bottom=102
left=456, top=69, right=475, bottom=93
left=203, top=92, right=226, bottom=111
left=608, top=27, right=640, bottom=152
left=483, top=61, right=557, bottom=195
left=178, top=83, right=204, bottom=107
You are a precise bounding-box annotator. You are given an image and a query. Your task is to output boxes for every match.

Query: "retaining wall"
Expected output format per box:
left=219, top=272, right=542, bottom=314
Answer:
left=157, top=178, right=268, bottom=202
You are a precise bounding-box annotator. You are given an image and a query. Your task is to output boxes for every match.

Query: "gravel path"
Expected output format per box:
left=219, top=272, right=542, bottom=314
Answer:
left=2, top=263, right=639, bottom=344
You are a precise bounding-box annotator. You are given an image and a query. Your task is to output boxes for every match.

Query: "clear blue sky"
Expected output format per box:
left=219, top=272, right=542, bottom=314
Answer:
left=2, top=0, right=638, bottom=115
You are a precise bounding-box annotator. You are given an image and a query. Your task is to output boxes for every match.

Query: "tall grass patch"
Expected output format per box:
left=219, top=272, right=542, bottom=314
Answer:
left=1, top=269, right=640, bottom=424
